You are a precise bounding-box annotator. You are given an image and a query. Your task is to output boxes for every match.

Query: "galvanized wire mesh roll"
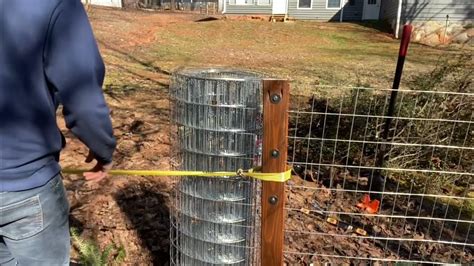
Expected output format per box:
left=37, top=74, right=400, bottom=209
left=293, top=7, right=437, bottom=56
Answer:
left=170, top=68, right=263, bottom=266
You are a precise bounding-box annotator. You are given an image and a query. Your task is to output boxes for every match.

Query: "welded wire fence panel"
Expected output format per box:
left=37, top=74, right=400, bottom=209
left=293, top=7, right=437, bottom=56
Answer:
left=170, top=68, right=263, bottom=266
left=285, top=86, right=473, bottom=264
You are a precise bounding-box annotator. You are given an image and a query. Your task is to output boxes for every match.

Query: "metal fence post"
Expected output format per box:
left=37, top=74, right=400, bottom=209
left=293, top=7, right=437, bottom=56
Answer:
left=261, top=79, right=290, bottom=266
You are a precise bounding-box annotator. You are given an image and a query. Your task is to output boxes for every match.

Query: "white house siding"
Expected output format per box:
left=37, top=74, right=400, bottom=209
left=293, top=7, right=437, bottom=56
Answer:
left=342, top=0, right=364, bottom=20
left=225, top=0, right=273, bottom=15
left=287, top=0, right=363, bottom=21
left=224, top=0, right=472, bottom=25
left=224, top=0, right=363, bottom=19
left=380, top=0, right=400, bottom=33
left=402, top=0, right=472, bottom=23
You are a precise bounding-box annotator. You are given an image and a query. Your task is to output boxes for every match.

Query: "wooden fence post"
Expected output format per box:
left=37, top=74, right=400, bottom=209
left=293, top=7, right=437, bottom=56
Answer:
left=261, top=79, right=290, bottom=266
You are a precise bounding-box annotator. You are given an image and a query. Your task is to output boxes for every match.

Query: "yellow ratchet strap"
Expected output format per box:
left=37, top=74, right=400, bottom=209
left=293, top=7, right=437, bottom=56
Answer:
left=62, top=167, right=292, bottom=183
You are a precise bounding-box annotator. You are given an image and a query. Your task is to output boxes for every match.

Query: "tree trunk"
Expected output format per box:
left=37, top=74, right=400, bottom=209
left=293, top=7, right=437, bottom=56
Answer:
left=170, top=0, right=175, bottom=10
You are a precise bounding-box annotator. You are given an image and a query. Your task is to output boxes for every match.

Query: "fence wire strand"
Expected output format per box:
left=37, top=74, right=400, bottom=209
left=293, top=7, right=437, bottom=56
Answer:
left=285, top=86, right=473, bottom=264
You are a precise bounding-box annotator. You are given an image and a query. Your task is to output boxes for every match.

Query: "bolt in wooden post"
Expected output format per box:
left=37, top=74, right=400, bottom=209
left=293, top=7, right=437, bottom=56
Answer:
left=261, top=79, right=290, bottom=266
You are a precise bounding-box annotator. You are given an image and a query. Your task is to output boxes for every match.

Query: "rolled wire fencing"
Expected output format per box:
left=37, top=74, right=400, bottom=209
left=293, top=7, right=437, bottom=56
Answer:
left=285, top=86, right=473, bottom=264
left=169, top=68, right=263, bottom=265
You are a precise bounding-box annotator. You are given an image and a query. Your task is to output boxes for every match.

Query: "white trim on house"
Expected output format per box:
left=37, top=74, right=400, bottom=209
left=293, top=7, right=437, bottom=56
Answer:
left=81, top=0, right=122, bottom=8
left=395, top=0, right=402, bottom=38
left=340, top=0, right=346, bottom=22
left=326, top=0, right=342, bottom=9
left=297, top=0, right=312, bottom=9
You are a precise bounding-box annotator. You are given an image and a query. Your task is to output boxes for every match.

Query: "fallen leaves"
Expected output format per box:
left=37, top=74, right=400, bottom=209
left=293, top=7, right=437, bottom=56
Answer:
left=356, top=194, right=380, bottom=214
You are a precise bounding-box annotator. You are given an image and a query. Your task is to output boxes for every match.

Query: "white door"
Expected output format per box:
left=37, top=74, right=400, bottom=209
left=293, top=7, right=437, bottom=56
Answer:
left=272, top=0, right=286, bottom=15
left=362, top=0, right=380, bottom=20
left=218, top=0, right=224, bottom=12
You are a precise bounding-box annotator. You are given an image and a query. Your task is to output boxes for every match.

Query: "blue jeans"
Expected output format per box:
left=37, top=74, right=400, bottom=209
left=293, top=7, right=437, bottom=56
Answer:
left=0, top=174, right=70, bottom=265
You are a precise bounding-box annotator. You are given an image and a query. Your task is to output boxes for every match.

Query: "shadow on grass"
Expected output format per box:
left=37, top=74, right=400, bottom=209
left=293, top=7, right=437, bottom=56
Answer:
left=352, top=20, right=394, bottom=34
left=195, top=16, right=220, bottom=22
left=98, top=40, right=171, bottom=77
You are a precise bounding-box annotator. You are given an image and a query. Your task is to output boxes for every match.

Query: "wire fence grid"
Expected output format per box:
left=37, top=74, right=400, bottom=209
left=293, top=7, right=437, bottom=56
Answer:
left=169, top=69, right=263, bottom=266
left=285, top=86, right=473, bottom=264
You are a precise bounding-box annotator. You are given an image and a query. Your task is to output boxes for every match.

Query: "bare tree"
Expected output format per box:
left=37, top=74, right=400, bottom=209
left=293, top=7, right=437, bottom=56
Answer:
left=170, top=0, right=175, bottom=11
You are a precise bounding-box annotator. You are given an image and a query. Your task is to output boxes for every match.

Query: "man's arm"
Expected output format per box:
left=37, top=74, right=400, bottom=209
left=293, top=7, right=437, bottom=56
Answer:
left=44, top=0, right=116, bottom=165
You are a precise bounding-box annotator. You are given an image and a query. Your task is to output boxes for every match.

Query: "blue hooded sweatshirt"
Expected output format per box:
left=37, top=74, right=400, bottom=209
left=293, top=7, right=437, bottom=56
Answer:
left=0, top=0, right=116, bottom=191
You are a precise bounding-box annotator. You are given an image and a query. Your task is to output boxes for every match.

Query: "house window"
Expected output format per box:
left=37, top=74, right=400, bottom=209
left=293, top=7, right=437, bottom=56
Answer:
left=368, top=0, right=376, bottom=4
left=258, top=0, right=270, bottom=5
left=349, top=0, right=355, bottom=5
left=327, top=0, right=341, bottom=9
left=298, top=0, right=311, bottom=9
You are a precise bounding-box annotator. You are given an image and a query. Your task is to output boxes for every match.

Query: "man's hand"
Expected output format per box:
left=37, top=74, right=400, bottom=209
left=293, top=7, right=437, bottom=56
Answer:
left=83, top=151, right=113, bottom=182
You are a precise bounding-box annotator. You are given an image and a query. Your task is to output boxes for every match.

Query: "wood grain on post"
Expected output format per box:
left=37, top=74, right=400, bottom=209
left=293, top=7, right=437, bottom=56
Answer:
left=261, top=79, right=290, bottom=266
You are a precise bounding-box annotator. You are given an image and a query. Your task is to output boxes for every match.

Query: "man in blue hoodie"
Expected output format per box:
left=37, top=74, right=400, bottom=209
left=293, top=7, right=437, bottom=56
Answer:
left=0, top=0, right=116, bottom=264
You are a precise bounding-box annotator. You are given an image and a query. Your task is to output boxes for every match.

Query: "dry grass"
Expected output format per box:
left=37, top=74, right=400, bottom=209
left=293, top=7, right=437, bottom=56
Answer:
left=87, top=7, right=468, bottom=96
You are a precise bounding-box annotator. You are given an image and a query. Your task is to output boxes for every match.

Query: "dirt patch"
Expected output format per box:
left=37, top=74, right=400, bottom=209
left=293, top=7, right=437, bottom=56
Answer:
left=285, top=93, right=473, bottom=264
left=284, top=176, right=473, bottom=264
left=60, top=86, right=174, bottom=264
